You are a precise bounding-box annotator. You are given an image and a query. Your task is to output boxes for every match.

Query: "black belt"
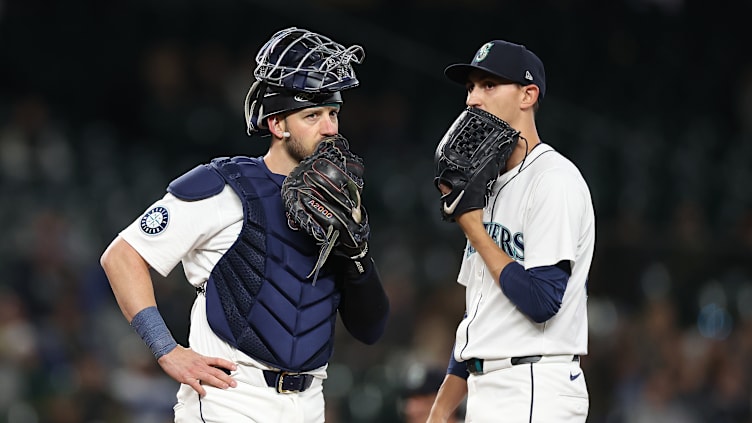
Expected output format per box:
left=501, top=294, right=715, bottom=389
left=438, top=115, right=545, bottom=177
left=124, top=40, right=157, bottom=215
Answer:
left=466, top=355, right=579, bottom=375
left=263, top=370, right=314, bottom=394
left=512, top=355, right=543, bottom=365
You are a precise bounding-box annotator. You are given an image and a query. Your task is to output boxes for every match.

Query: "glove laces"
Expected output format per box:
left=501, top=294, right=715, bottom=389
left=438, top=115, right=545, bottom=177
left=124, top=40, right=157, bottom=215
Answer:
left=308, top=226, right=339, bottom=286
left=307, top=186, right=365, bottom=285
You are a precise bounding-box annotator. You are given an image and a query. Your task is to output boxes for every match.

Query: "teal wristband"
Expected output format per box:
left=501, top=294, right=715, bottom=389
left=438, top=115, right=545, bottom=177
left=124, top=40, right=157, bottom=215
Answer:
left=130, top=306, right=178, bottom=359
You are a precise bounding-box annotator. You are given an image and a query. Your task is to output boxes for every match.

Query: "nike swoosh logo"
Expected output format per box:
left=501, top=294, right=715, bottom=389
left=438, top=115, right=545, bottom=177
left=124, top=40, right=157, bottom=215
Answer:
left=442, top=191, right=465, bottom=215
left=570, top=371, right=581, bottom=381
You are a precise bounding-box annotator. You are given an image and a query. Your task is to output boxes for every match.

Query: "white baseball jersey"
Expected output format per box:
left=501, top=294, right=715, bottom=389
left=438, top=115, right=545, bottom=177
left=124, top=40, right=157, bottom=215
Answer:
left=120, top=187, right=327, bottom=378
left=453, top=143, right=595, bottom=362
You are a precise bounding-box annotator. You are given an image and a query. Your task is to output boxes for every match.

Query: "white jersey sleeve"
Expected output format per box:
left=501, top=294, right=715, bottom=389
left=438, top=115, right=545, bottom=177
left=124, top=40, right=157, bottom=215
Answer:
left=119, top=184, right=285, bottom=370
left=522, top=164, right=590, bottom=269
left=119, top=187, right=243, bottom=285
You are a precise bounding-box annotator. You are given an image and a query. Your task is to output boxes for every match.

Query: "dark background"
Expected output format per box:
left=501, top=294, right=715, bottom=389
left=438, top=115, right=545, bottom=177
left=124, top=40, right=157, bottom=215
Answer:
left=2, top=0, right=752, bottom=422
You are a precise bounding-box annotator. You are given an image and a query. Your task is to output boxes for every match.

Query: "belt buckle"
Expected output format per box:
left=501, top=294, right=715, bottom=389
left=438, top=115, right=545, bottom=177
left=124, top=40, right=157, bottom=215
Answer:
left=276, top=372, right=296, bottom=394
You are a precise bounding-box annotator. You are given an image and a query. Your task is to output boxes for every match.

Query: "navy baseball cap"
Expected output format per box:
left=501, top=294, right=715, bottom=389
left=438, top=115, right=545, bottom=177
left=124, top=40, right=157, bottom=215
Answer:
left=445, top=40, right=546, bottom=99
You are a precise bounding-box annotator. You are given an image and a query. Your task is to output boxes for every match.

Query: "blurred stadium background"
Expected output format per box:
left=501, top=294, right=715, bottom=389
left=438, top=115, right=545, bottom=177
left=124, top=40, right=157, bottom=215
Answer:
left=1, top=0, right=752, bottom=422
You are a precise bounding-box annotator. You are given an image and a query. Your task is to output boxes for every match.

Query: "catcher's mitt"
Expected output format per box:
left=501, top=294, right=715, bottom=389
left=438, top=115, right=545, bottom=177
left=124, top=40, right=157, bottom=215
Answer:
left=434, top=107, right=520, bottom=221
left=282, top=135, right=370, bottom=283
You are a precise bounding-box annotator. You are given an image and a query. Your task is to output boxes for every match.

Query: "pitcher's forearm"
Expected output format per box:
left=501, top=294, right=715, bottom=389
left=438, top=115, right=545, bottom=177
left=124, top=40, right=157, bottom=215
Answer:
left=429, top=374, right=468, bottom=421
left=456, top=211, right=513, bottom=282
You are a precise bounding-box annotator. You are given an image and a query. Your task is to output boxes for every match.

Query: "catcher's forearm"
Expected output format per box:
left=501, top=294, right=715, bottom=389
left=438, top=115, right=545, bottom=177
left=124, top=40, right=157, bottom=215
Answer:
left=100, top=236, right=159, bottom=322
left=338, top=262, right=389, bottom=344
left=101, top=236, right=177, bottom=358
left=130, top=306, right=178, bottom=358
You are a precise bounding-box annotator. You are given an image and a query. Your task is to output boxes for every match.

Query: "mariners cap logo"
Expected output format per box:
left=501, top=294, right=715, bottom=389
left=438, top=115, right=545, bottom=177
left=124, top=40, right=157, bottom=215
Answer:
left=474, top=42, right=494, bottom=63
left=140, top=206, right=169, bottom=235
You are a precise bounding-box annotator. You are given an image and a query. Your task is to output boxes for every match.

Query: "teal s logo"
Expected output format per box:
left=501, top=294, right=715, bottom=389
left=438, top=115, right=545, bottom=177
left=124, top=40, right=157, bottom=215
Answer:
left=474, top=42, right=494, bottom=63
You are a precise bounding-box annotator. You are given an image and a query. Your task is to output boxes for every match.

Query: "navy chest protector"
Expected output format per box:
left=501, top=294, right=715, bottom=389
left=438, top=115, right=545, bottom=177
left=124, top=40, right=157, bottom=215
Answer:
left=168, top=156, right=340, bottom=372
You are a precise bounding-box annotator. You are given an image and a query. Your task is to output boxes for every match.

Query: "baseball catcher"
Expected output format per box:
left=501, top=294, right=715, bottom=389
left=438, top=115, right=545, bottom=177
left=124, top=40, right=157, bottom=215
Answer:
left=101, top=27, right=390, bottom=422
left=282, top=134, right=370, bottom=283
left=434, top=107, right=520, bottom=221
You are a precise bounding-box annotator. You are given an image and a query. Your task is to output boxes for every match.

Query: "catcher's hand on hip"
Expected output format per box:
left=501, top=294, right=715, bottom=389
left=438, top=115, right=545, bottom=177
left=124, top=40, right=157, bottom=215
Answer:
left=157, top=346, right=237, bottom=397
left=282, top=134, right=370, bottom=282
left=434, top=107, right=520, bottom=221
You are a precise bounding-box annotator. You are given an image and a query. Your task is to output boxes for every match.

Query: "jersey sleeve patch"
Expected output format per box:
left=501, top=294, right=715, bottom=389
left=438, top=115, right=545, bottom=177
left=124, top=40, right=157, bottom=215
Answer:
left=167, top=164, right=226, bottom=201
left=140, top=206, right=170, bottom=236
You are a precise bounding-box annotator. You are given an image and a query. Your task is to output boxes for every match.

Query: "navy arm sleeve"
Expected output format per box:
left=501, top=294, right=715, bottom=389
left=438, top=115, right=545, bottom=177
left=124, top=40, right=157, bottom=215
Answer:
left=336, top=257, right=390, bottom=345
left=499, top=261, right=571, bottom=323
left=447, top=347, right=469, bottom=380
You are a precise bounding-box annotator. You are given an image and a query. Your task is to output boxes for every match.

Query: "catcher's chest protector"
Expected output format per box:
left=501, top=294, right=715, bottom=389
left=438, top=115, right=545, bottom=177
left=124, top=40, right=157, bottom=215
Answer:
left=205, top=156, right=340, bottom=372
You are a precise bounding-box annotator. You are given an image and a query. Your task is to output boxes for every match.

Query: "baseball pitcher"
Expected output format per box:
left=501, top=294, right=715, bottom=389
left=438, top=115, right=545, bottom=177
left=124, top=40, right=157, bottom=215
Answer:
left=428, top=40, right=596, bottom=423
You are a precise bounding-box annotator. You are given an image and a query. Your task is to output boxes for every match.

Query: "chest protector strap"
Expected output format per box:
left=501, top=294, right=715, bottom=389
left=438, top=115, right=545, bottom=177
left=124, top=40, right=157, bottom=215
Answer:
left=204, top=156, right=340, bottom=372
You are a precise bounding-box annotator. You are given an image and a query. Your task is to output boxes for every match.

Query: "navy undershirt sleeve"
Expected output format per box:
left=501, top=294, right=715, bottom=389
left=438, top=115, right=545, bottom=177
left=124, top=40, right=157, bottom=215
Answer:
left=447, top=348, right=469, bottom=380
left=337, top=260, right=390, bottom=345
left=499, top=261, right=571, bottom=323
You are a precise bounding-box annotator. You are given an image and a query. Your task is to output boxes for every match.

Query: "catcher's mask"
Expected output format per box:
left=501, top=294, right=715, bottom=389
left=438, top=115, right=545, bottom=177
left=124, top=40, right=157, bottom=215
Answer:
left=244, top=27, right=365, bottom=134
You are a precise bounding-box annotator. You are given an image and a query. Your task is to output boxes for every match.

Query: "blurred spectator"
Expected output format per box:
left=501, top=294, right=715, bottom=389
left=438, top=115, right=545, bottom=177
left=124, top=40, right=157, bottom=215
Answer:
left=398, top=365, right=461, bottom=423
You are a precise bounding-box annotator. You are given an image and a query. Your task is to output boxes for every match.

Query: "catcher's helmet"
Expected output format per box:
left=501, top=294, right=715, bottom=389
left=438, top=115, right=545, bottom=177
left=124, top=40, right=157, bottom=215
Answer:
left=244, top=27, right=365, bottom=135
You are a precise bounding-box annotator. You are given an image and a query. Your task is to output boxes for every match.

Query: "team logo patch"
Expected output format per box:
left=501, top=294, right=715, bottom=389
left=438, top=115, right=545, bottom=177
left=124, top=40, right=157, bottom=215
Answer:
left=474, top=42, right=494, bottom=63
left=140, top=206, right=170, bottom=235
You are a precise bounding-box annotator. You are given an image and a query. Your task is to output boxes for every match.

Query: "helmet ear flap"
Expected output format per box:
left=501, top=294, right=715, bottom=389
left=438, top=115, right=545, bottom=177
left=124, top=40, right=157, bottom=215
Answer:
left=244, top=81, right=268, bottom=135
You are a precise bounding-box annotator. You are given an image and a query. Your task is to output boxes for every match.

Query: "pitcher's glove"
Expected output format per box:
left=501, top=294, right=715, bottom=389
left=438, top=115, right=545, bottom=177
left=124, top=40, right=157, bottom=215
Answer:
left=434, top=107, right=521, bottom=221
left=282, top=135, right=370, bottom=283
